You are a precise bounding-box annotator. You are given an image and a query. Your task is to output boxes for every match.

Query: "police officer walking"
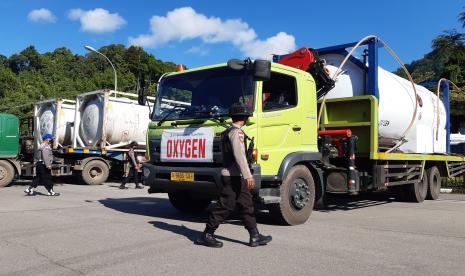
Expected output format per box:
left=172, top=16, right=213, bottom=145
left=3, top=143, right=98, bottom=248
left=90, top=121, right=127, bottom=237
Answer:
left=197, top=103, right=272, bottom=248
left=25, top=133, right=59, bottom=196
left=120, top=141, right=144, bottom=189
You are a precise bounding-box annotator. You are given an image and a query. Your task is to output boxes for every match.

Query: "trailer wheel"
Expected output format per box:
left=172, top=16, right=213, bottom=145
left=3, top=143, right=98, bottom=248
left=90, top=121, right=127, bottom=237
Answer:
left=168, top=192, right=211, bottom=213
left=81, top=160, right=109, bottom=185
left=270, top=165, right=315, bottom=225
left=426, top=166, right=441, bottom=200
left=0, top=160, right=15, bottom=187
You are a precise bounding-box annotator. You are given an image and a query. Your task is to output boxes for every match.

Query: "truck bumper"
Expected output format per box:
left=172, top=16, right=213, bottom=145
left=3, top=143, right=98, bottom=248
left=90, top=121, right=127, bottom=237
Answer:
left=142, top=163, right=261, bottom=195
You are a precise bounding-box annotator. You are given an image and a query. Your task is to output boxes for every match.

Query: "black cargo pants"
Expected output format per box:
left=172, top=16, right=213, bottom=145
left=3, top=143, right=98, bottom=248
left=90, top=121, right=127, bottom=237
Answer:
left=206, top=176, right=257, bottom=232
left=30, top=163, right=53, bottom=191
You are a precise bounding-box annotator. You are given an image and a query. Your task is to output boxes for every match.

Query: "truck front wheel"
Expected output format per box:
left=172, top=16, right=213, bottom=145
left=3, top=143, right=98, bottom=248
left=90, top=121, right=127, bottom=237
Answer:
left=270, top=165, right=315, bottom=225
left=0, top=160, right=15, bottom=187
left=81, top=160, right=109, bottom=185
left=168, top=192, right=211, bottom=213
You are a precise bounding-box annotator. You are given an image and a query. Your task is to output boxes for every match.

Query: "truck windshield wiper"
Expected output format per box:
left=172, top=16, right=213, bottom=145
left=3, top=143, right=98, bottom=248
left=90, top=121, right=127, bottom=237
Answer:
left=157, top=105, right=189, bottom=126
left=195, top=108, right=226, bottom=123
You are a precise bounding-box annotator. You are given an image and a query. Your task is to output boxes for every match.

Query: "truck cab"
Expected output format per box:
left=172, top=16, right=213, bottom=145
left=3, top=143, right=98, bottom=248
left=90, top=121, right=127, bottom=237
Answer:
left=0, top=113, right=21, bottom=187
left=143, top=61, right=322, bottom=224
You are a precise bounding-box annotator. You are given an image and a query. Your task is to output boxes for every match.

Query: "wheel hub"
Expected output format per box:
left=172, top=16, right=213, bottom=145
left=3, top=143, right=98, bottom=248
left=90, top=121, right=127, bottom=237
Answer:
left=0, top=168, right=5, bottom=180
left=290, top=178, right=310, bottom=210
left=90, top=167, right=102, bottom=178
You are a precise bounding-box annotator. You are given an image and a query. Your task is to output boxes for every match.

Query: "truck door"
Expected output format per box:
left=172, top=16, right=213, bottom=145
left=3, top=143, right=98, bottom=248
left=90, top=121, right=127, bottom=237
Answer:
left=257, top=71, right=302, bottom=176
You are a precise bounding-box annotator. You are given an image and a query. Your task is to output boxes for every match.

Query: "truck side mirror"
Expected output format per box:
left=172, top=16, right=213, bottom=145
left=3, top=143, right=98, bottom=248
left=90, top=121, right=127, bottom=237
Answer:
left=253, top=60, right=271, bottom=81
left=227, top=58, right=271, bottom=81
left=227, top=59, right=245, bottom=70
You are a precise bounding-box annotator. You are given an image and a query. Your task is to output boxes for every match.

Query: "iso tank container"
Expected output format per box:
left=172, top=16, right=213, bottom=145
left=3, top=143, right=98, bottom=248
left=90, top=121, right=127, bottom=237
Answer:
left=321, top=54, right=446, bottom=154
left=33, top=99, right=76, bottom=149
left=72, top=90, right=151, bottom=149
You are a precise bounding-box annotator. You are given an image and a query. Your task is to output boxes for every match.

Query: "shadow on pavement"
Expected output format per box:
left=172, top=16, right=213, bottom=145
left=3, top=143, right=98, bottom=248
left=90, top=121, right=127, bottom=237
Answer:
left=99, top=197, right=277, bottom=227
left=99, top=197, right=207, bottom=223
left=318, top=192, right=395, bottom=212
left=149, top=221, right=248, bottom=245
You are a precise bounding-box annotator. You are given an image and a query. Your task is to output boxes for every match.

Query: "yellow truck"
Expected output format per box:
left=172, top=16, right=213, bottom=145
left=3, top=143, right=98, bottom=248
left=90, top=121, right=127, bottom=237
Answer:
left=142, top=39, right=465, bottom=225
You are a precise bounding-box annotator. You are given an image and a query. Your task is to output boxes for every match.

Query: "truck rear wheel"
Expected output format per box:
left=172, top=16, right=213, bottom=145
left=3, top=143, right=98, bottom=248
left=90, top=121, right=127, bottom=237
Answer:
left=81, top=160, right=109, bottom=185
left=426, top=166, right=441, bottom=200
left=270, top=165, right=315, bottom=225
left=402, top=172, right=428, bottom=203
left=0, top=160, right=15, bottom=187
left=168, top=192, right=211, bottom=213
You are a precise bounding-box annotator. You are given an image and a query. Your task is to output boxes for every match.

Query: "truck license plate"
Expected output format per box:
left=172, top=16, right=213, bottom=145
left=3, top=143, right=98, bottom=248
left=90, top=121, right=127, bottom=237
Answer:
left=171, top=172, right=194, bottom=182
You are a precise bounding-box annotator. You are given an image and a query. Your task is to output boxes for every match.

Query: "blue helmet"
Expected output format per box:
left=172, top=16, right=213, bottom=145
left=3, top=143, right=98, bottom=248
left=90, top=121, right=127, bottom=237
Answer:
left=42, top=133, right=54, bottom=140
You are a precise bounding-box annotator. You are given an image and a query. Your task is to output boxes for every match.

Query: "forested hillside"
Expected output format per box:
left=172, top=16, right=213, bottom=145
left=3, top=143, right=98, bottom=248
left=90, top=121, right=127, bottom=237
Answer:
left=0, top=44, right=176, bottom=118
left=394, top=7, right=465, bottom=115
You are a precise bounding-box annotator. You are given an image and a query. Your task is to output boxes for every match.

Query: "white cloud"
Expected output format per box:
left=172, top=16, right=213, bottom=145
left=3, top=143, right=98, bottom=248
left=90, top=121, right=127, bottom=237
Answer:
left=241, top=32, right=296, bottom=59
left=68, top=8, right=126, bottom=33
left=28, top=8, right=56, bottom=23
left=186, top=46, right=208, bottom=56
left=128, top=7, right=296, bottom=58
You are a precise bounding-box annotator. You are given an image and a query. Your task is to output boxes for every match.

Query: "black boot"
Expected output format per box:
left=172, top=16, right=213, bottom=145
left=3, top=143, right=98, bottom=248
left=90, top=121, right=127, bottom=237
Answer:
left=248, top=227, right=272, bottom=247
left=119, top=184, right=128, bottom=189
left=135, top=183, right=144, bottom=189
left=196, top=231, right=223, bottom=248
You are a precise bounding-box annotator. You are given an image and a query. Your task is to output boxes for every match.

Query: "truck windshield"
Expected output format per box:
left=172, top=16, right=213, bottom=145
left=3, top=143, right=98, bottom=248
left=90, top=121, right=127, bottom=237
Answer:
left=152, top=66, right=255, bottom=121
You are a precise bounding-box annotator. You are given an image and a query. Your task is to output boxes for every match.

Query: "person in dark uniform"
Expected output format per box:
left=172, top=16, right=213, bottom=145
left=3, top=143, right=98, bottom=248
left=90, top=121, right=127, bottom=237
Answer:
left=120, top=141, right=144, bottom=189
left=196, top=103, right=272, bottom=248
left=24, top=133, right=59, bottom=196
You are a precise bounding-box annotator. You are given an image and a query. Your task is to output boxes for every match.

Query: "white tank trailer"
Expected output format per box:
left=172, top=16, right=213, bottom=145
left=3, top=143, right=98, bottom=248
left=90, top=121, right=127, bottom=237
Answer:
left=33, top=99, right=76, bottom=150
left=322, top=54, right=447, bottom=154
left=72, top=90, right=152, bottom=150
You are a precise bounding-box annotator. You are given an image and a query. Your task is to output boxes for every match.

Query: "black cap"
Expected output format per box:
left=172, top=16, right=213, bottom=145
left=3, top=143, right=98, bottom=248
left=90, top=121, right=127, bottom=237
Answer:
left=229, top=102, right=251, bottom=117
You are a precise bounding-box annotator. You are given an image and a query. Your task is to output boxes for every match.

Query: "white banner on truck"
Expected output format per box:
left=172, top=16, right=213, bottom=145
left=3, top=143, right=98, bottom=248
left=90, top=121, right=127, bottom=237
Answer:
left=160, top=127, right=214, bottom=162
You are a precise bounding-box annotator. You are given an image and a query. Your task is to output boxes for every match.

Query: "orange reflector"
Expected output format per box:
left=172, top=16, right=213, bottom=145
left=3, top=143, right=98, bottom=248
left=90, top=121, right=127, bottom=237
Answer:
left=66, top=148, right=74, bottom=153
left=252, top=149, right=258, bottom=162
left=176, top=64, right=186, bottom=71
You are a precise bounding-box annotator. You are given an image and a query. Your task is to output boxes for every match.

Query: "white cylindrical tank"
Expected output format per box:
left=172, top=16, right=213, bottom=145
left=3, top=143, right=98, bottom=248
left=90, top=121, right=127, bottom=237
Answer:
left=34, top=99, right=75, bottom=148
left=76, top=91, right=150, bottom=148
left=322, top=54, right=447, bottom=154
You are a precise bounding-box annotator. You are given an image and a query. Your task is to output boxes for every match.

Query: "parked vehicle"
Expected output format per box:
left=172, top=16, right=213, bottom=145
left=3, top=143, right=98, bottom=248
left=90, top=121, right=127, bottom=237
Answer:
left=0, top=90, right=154, bottom=187
left=143, top=38, right=465, bottom=225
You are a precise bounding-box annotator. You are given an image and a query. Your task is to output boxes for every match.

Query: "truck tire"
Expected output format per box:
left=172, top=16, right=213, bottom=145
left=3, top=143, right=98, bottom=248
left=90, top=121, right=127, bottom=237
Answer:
left=168, top=192, right=211, bottom=213
left=405, top=172, right=428, bottom=203
left=0, top=160, right=15, bottom=187
left=270, top=165, right=315, bottom=225
left=81, top=160, right=109, bottom=185
left=426, top=166, right=441, bottom=200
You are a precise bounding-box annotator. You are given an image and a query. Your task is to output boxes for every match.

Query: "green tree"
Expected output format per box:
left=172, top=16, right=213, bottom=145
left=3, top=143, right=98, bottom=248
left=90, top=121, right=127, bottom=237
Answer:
left=0, top=44, right=176, bottom=119
left=459, top=6, right=465, bottom=28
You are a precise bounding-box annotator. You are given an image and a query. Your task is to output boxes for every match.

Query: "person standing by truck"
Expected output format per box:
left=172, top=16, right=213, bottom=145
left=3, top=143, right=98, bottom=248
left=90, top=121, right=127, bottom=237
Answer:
left=24, top=133, right=59, bottom=196
left=120, top=141, right=144, bottom=189
left=196, top=103, right=272, bottom=248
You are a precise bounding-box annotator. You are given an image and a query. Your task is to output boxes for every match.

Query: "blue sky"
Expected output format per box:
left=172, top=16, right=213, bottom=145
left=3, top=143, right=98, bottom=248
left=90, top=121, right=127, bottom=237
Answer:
left=0, top=0, right=463, bottom=71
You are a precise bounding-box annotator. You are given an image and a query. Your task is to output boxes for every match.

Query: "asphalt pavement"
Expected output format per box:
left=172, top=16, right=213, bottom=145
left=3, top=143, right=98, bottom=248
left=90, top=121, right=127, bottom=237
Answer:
left=1, top=181, right=465, bottom=276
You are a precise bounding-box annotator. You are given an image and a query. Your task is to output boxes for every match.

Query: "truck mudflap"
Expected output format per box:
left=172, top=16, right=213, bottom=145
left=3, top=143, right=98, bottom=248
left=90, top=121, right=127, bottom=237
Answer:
left=142, top=163, right=261, bottom=195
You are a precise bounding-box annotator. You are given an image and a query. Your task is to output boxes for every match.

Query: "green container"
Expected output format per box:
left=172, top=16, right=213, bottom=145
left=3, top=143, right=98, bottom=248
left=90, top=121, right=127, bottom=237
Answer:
left=0, top=113, right=19, bottom=158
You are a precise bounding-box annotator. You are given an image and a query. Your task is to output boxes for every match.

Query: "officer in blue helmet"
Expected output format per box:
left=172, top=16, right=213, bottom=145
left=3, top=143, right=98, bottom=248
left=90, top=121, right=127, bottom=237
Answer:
left=25, top=133, right=60, bottom=196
